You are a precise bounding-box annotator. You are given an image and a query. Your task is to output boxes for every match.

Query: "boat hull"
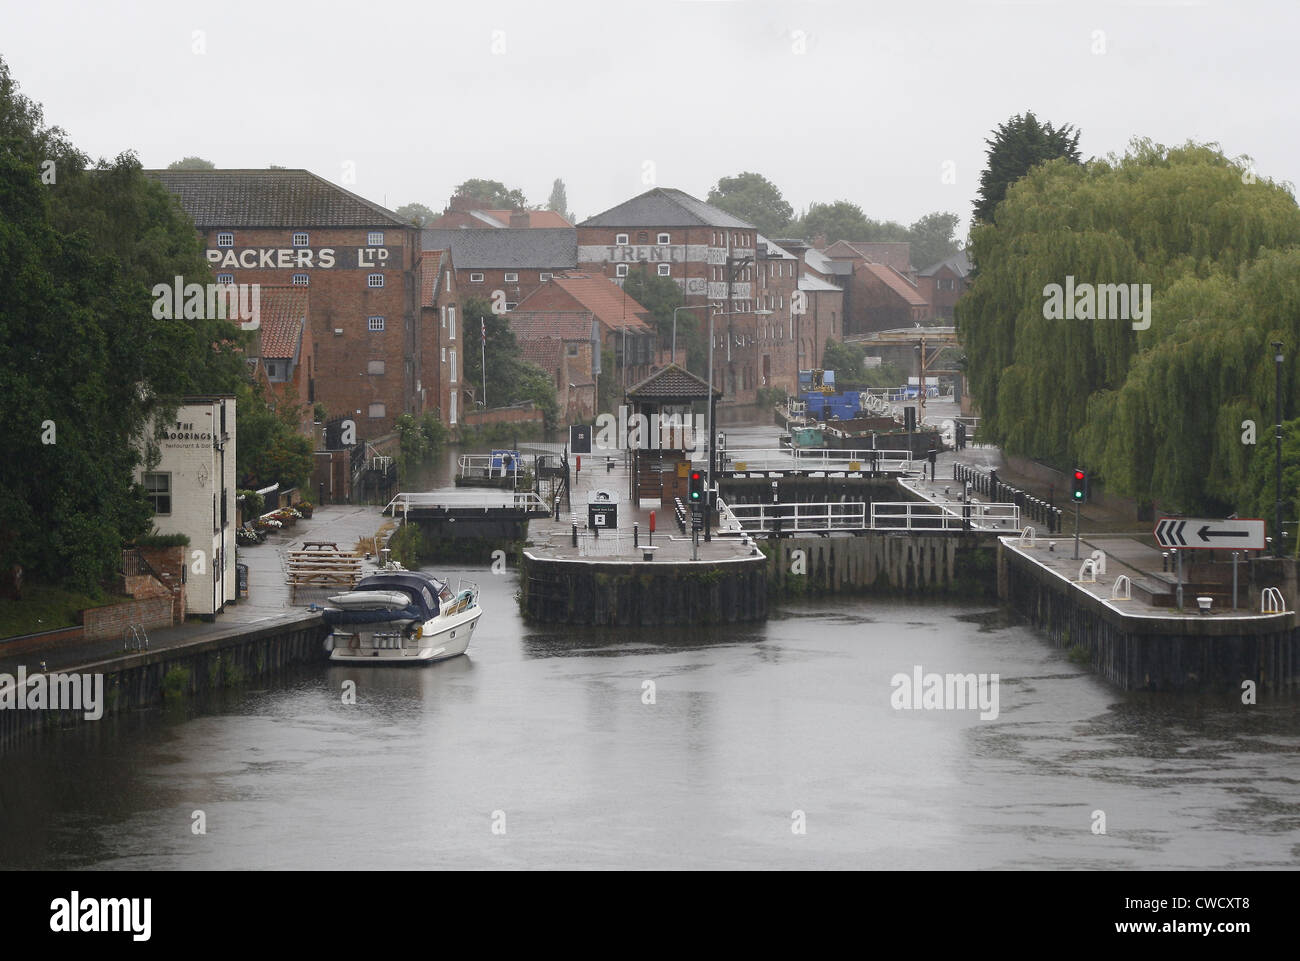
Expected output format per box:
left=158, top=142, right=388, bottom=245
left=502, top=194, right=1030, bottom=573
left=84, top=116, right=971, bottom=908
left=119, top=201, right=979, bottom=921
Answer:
left=326, top=606, right=482, bottom=664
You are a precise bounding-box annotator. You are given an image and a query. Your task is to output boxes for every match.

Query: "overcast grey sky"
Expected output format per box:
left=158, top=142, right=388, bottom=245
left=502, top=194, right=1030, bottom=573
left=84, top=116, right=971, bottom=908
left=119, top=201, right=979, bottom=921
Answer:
left=4, top=0, right=1295, bottom=236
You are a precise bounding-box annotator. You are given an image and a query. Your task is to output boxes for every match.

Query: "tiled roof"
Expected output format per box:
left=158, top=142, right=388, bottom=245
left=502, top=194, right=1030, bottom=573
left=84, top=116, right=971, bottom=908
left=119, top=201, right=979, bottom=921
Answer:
left=824, top=240, right=913, bottom=273
left=579, top=187, right=755, bottom=229
left=420, top=249, right=446, bottom=306
left=862, top=263, right=928, bottom=307
left=626, top=363, right=721, bottom=400
left=798, top=275, right=842, bottom=292
left=147, top=169, right=410, bottom=228
left=918, top=249, right=972, bottom=278
left=428, top=208, right=573, bottom=229
left=545, top=274, right=653, bottom=333
left=520, top=337, right=565, bottom=374
left=756, top=234, right=797, bottom=259
left=257, top=286, right=308, bottom=360
left=509, top=310, right=596, bottom=342
left=421, top=227, right=577, bottom=269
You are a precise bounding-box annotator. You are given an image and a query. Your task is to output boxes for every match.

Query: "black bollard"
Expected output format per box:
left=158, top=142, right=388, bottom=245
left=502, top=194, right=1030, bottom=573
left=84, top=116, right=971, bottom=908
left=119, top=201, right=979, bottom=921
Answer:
left=634, top=523, right=639, bottom=549
left=572, top=523, right=578, bottom=547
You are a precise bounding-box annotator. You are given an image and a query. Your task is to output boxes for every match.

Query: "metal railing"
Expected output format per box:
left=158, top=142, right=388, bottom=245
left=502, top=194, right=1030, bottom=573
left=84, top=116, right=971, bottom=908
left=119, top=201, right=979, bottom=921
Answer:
left=458, top=453, right=532, bottom=482
left=721, top=500, right=867, bottom=533
left=718, top=447, right=914, bottom=473
left=953, top=462, right=1062, bottom=532
left=871, top=501, right=1020, bottom=531
left=385, top=491, right=548, bottom=515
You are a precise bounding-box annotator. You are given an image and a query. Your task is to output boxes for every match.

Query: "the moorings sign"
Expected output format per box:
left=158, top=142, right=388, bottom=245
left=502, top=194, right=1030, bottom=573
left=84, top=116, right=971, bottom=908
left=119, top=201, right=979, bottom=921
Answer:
left=204, top=246, right=398, bottom=270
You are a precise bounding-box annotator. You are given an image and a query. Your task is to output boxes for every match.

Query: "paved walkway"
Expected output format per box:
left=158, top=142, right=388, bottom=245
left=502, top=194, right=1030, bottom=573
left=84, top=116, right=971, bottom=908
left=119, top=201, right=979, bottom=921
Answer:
left=0, top=505, right=391, bottom=675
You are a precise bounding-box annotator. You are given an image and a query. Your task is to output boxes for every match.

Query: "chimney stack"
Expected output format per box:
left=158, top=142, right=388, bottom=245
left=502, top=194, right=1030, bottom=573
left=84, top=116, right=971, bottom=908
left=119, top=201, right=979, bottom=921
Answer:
left=813, top=233, right=827, bottom=250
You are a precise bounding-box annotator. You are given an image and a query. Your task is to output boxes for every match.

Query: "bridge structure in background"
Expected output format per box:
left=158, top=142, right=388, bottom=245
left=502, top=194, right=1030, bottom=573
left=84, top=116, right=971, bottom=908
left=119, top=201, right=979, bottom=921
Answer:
left=716, top=497, right=1019, bottom=535
left=712, top=447, right=919, bottom=479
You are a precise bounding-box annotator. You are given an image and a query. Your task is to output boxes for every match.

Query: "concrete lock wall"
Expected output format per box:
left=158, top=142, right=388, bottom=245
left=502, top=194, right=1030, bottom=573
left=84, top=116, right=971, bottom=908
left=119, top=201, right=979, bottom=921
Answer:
left=764, top=533, right=998, bottom=597
left=0, top=615, right=330, bottom=753
left=999, top=543, right=1300, bottom=692
left=518, top=553, right=768, bottom=627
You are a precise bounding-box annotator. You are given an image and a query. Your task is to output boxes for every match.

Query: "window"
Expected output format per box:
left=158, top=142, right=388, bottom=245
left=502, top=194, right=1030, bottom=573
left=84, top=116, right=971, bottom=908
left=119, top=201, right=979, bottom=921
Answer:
left=216, top=273, right=234, bottom=284
left=293, top=232, right=309, bottom=247
left=368, top=316, right=385, bottom=331
left=657, top=263, right=672, bottom=276
left=267, top=362, right=278, bottom=379
left=143, top=472, right=171, bottom=515
left=448, top=307, right=456, bottom=340
left=566, top=345, right=578, bottom=357
left=441, top=347, right=446, bottom=362
left=217, top=232, right=234, bottom=248
left=539, top=272, right=552, bottom=282
left=368, top=231, right=384, bottom=246
left=368, top=403, right=386, bottom=419
left=470, top=272, right=484, bottom=283
left=292, top=273, right=309, bottom=286
left=615, top=233, right=629, bottom=245
left=505, top=302, right=517, bottom=311
left=368, top=274, right=384, bottom=288
left=449, top=391, right=457, bottom=424
left=367, top=360, right=385, bottom=375
left=616, top=264, right=629, bottom=278
left=450, top=349, right=457, bottom=383
left=504, top=272, right=518, bottom=283
left=441, top=306, right=446, bottom=328
left=445, top=269, right=452, bottom=292
left=658, top=233, right=670, bottom=245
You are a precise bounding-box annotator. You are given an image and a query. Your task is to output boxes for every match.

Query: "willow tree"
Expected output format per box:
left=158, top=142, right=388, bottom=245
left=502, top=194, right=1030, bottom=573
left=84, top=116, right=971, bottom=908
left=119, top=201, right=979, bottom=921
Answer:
left=958, top=139, right=1300, bottom=514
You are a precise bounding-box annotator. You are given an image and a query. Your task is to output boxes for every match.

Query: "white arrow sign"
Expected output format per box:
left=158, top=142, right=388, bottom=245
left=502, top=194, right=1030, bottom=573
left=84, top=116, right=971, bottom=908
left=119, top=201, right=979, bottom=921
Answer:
left=1154, top=517, right=1265, bottom=550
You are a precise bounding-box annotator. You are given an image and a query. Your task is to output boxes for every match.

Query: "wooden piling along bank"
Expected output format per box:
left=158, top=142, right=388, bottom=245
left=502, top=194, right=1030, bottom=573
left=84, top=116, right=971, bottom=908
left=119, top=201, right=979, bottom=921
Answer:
left=999, top=543, right=1299, bottom=691
left=765, top=533, right=999, bottom=598
left=519, top=553, right=767, bottom=626
left=0, top=614, right=329, bottom=753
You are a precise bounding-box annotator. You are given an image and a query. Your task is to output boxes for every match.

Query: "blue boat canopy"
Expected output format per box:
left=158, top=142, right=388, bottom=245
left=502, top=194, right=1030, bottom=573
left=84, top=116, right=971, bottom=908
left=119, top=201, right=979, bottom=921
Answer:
left=351, top=570, right=447, bottom=619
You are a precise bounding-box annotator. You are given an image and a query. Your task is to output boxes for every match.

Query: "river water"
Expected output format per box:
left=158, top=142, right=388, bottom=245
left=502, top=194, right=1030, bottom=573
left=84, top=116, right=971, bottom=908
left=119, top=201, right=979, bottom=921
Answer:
left=2, top=568, right=1298, bottom=870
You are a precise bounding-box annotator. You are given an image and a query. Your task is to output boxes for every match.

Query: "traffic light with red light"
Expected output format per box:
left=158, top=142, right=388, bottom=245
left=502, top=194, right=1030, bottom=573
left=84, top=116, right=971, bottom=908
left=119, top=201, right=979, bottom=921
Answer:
left=688, top=470, right=703, bottom=504
left=1071, top=469, right=1086, bottom=503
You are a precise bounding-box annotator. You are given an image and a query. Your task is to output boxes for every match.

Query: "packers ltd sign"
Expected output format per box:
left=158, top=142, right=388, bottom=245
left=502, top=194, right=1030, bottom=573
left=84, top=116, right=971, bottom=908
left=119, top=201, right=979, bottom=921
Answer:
left=204, top=247, right=399, bottom=270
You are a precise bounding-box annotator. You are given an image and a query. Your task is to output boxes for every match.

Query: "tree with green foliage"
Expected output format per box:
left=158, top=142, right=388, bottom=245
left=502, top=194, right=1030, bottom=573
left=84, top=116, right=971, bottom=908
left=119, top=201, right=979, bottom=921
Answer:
left=907, top=212, right=962, bottom=269
left=0, top=57, right=247, bottom=591
left=451, top=178, right=527, bottom=210
left=234, top=382, right=313, bottom=490
left=707, top=172, right=792, bottom=236
left=958, top=137, right=1300, bottom=516
left=394, top=202, right=437, bottom=227
left=974, top=111, right=1082, bottom=225
left=546, top=178, right=574, bottom=223
left=459, top=297, right=561, bottom=429
left=166, top=156, right=216, bottom=170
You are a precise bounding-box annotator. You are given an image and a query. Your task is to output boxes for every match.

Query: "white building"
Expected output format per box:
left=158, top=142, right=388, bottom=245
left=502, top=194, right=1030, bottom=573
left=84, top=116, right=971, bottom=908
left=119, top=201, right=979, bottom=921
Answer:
left=137, top=395, right=237, bottom=618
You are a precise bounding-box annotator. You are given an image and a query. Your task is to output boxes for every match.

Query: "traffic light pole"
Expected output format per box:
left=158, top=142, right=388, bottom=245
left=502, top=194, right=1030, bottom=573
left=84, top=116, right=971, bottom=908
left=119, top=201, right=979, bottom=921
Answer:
left=1074, top=500, right=1080, bottom=560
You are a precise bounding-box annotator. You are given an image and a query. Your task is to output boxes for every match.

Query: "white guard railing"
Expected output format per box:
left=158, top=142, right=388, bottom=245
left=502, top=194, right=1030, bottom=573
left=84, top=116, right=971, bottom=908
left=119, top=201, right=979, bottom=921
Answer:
left=722, top=501, right=868, bottom=533
left=386, top=491, right=548, bottom=515
left=458, top=453, right=532, bottom=480
left=718, top=447, right=914, bottom=473
left=870, top=501, right=1020, bottom=531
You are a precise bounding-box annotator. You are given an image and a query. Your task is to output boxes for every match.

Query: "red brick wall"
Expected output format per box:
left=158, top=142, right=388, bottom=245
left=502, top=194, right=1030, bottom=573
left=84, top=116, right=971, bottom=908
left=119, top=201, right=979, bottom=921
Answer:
left=83, top=595, right=174, bottom=641
left=199, top=225, right=421, bottom=435
left=462, top=405, right=545, bottom=428
left=139, top=546, right=186, bottom=621
left=456, top=268, right=553, bottom=309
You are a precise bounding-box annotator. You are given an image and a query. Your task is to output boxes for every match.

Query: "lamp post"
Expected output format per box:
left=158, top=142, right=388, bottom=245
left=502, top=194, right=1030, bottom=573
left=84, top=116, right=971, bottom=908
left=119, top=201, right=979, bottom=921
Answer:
left=705, top=306, right=772, bottom=541
left=671, top=304, right=711, bottom=370
left=1274, top=341, right=1284, bottom=557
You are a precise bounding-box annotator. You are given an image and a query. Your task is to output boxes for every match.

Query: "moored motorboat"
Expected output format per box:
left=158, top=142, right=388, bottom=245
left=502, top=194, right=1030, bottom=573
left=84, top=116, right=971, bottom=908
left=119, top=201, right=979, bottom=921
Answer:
left=322, top=569, right=481, bottom=664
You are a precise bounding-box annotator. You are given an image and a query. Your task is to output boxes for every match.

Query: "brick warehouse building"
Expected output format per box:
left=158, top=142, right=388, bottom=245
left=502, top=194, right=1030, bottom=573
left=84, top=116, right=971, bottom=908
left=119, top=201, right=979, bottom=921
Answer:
left=151, top=170, right=424, bottom=435
left=577, top=188, right=763, bottom=406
